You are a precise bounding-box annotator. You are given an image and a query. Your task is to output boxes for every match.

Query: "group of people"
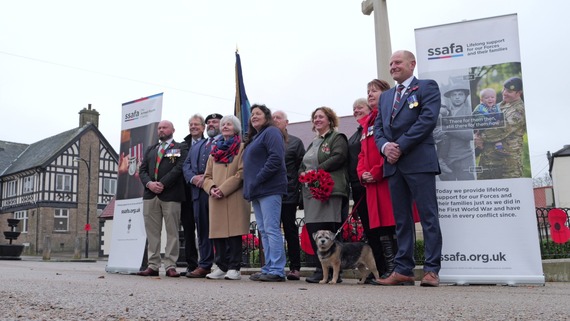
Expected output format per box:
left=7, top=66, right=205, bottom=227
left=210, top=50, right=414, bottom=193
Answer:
left=136, top=49, right=446, bottom=287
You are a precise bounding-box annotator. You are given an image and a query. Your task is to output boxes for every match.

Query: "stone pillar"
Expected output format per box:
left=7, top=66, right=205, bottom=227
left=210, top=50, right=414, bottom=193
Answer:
left=42, top=235, right=51, bottom=261
left=362, top=0, right=393, bottom=81
left=73, top=236, right=82, bottom=259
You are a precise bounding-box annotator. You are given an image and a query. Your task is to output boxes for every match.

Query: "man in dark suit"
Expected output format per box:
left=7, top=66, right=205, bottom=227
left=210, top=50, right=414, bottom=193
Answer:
left=373, top=50, right=443, bottom=287
left=182, top=113, right=222, bottom=278
left=137, top=120, right=188, bottom=277
left=178, top=114, right=205, bottom=276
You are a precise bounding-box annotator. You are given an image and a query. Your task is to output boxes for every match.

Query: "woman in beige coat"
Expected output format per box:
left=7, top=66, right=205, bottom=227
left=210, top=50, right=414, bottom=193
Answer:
left=202, top=115, right=250, bottom=280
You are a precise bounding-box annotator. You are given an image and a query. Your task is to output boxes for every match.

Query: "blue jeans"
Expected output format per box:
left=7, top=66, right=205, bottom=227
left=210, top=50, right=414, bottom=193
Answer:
left=252, top=194, right=286, bottom=277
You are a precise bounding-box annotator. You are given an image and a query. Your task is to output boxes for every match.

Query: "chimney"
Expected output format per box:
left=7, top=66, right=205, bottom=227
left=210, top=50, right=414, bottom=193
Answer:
left=79, top=104, right=100, bottom=127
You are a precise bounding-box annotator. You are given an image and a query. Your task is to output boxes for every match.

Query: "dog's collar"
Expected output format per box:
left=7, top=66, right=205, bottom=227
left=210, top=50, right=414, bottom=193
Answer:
left=317, top=242, right=337, bottom=259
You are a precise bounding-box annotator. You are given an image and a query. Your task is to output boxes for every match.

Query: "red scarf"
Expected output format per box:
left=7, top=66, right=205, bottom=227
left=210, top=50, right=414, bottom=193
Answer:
left=211, top=135, right=241, bottom=163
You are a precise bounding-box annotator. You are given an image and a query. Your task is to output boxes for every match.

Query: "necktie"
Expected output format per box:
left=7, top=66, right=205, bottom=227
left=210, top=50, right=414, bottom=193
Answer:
left=391, top=84, right=406, bottom=121
left=205, top=137, right=213, bottom=149
left=154, top=142, right=167, bottom=179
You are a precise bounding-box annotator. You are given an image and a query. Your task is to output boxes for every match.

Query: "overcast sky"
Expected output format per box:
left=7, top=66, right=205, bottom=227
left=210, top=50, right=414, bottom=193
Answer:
left=1, top=0, right=567, bottom=178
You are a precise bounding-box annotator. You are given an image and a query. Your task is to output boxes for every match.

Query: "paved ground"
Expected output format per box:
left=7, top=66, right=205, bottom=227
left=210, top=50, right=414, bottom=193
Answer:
left=1, top=259, right=569, bottom=321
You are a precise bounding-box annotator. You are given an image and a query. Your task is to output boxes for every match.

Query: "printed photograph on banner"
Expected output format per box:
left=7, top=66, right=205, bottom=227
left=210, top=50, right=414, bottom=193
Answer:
left=425, top=62, right=530, bottom=181
left=469, top=62, right=530, bottom=180
left=426, top=70, right=477, bottom=181
left=116, top=123, right=159, bottom=200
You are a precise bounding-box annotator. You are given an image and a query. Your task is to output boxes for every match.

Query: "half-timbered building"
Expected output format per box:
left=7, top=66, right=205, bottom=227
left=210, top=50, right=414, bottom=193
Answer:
left=0, top=105, right=118, bottom=255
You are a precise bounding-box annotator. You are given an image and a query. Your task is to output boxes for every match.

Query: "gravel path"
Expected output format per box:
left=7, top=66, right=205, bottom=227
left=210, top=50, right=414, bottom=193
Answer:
left=1, top=260, right=569, bottom=320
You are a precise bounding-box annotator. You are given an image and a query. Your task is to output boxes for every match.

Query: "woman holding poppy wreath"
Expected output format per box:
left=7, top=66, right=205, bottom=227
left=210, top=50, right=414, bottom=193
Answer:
left=300, top=106, right=349, bottom=283
left=202, top=115, right=250, bottom=281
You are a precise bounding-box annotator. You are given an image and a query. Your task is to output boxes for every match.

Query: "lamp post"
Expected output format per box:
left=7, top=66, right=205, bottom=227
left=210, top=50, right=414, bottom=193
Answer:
left=74, top=148, right=92, bottom=258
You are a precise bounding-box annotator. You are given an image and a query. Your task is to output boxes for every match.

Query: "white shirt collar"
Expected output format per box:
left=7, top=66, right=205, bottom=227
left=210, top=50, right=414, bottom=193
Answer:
left=398, top=76, right=415, bottom=91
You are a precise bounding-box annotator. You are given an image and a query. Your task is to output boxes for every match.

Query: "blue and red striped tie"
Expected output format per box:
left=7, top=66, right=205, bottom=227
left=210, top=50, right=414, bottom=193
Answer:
left=391, top=84, right=406, bottom=122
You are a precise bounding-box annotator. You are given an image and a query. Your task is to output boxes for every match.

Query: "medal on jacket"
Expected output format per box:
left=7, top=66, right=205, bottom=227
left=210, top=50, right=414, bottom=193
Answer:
left=408, top=95, right=419, bottom=109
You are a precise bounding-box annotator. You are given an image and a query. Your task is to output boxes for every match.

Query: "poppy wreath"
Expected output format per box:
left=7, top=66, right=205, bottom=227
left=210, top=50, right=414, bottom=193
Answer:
left=298, top=169, right=334, bottom=202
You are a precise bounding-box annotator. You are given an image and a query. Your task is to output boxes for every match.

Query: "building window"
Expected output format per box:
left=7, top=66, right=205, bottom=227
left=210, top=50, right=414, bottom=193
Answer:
left=54, top=209, right=69, bottom=232
left=56, top=174, right=71, bottom=192
left=6, top=180, right=17, bottom=197
left=103, top=178, right=117, bottom=195
left=23, top=176, right=35, bottom=193
left=14, top=210, right=28, bottom=233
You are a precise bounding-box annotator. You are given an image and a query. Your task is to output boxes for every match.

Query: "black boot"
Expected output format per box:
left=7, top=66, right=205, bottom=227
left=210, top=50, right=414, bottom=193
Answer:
left=380, top=234, right=397, bottom=279
left=305, top=267, right=323, bottom=283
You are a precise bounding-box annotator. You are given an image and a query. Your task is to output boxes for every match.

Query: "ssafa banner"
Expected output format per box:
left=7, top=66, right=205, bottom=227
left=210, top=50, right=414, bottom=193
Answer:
left=106, top=93, right=163, bottom=274
left=415, top=14, right=544, bottom=285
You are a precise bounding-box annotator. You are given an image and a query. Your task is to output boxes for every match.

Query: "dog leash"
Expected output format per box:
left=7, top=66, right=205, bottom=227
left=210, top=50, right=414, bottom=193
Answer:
left=334, top=195, right=365, bottom=239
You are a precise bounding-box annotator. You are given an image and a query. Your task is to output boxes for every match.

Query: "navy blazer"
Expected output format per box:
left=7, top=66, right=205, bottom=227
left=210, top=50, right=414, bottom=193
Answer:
left=139, top=140, right=187, bottom=202
left=182, top=137, right=215, bottom=201
left=374, top=77, right=441, bottom=177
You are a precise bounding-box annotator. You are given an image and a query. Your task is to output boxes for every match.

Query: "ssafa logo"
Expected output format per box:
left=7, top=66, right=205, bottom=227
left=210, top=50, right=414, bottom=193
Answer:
left=124, top=110, right=140, bottom=122
left=427, top=43, right=464, bottom=60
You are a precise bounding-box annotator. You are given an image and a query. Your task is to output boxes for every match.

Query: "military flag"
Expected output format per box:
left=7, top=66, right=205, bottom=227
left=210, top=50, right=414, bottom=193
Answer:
left=234, top=50, right=251, bottom=136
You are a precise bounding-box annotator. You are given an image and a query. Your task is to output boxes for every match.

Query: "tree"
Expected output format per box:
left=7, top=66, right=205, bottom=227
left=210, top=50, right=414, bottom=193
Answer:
left=533, top=172, right=553, bottom=187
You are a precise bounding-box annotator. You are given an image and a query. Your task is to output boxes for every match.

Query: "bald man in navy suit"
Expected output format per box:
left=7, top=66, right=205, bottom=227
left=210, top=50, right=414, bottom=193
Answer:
left=374, top=50, right=443, bottom=287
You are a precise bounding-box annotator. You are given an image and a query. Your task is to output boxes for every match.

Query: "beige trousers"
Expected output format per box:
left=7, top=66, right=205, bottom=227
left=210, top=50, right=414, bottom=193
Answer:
left=143, top=197, right=181, bottom=270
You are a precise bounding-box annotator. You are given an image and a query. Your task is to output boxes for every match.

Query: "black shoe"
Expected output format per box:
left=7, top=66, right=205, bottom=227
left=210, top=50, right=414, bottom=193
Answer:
left=259, top=274, right=286, bottom=282
left=305, top=272, right=323, bottom=283
left=306, top=271, right=343, bottom=283
left=364, top=272, right=376, bottom=284
left=249, top=272, right=264, bottom=281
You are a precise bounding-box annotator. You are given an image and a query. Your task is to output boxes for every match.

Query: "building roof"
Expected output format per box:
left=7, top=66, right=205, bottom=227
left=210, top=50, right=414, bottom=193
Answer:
left=287, top=115, right=359, bottom=148
left=99, top=197, right=116, bottom=219
left=552, top=145, right=570, bottom=157
left=1, top=123, right=118, bottom=177
left=548, top=144, right=570, bottom=173
left=0, top=141, right=29, bottom=175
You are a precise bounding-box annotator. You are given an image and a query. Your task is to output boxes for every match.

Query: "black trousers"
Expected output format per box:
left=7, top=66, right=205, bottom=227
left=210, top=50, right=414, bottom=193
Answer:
left=180, top=197, right=198, bottom=270
left=212, top=235, right=242, bottom=271
left=281, top=203, right=301, bottom=271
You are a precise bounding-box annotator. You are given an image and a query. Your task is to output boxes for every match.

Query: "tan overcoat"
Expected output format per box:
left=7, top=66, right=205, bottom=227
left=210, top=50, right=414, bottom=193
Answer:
left=203, top=143, right=250, bottom=239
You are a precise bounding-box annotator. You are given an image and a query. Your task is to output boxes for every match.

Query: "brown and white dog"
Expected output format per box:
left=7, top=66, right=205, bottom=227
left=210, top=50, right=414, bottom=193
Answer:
left=313, top=230, right=380, bottom=284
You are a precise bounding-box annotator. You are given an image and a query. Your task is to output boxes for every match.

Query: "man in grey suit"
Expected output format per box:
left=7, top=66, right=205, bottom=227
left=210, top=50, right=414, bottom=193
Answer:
left=373, top=50, right=443, bottom=287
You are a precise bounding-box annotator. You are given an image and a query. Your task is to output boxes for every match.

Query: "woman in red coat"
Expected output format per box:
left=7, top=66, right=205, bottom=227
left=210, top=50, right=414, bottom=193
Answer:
left=357, top=79, right=420, bottom=279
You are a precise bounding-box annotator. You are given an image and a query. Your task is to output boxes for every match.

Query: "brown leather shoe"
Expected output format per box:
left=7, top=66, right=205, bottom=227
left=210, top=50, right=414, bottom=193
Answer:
left=187, top=267, right=211, bottom=278
left=420, top=271, right=439, bottom=287
left=165, top=268, right=180, bottom=278
left=137, top=267, right=159, bottom=277
left=374, top=272, right=415, bottom=286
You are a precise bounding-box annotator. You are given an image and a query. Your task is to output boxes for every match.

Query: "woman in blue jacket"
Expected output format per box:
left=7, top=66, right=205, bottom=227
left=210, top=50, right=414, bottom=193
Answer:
left=242, top=104, right=288, bottom=282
